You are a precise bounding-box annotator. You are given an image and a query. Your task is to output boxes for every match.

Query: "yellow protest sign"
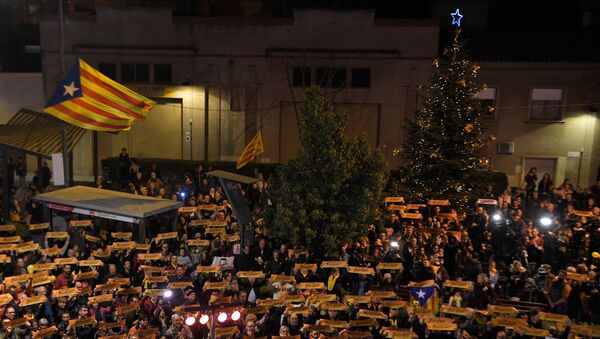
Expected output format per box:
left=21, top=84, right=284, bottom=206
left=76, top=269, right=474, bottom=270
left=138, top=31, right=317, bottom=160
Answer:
left=3, top=317, right=28, bottom=329
left=154, top=232, right=178, bottom=242
left=400, top=212, right=423, bottom=219
left=138, top=253, right=163, bottom=261
left=110, top=241, right=136, bottom=250
left=441, top=305, right=474, bottom=317
left=73, top=271, right=99, bottom=281
left=344, top=295, right=371, bottom=304
left=111, top=232, right=133, bottom=240
left=46, top=232, right=68, bottom=239
left=427, top=199, right=450, bottom=206
left=377, top=262, right=403, bottom=271
left=84, top=235, right=103, bottom=244
left=538, top=311, right=569, bottom=323
left=443, top=280, right=473, bottom=290
left=380, top=300, right=408, bottom=309
left=368, top=290, right=397, bottom=299
left=79, top=259, right=104, bottom=267
left=203, top=281, right=227, bottom=290
left=143, top=276, right=168, bottom=284
left=29, top=223, right=50, bottom=231
left=215, top=326, right=239, bottom=337
left=195, top=266, right=221, bottom=273
left=270, top=275, right=296, bottom=284
left=107, top=278, right=130, bottom=286
left=88, top=293, right=114, bottom=304
left=187, top=239, right=210, bottom=247
left=347, top=266, right=375, bottom=275
left=320, top=261, right=348, bottom=269
left=52, top=287, right=79, bottom=298
left=357, top=309, right=388, bottom=319
left=237, top=271, right=265, bottom=279
left=319, top=302, right=347, bottom=311
left=384, top=197, right=405, bottom=203
left=0, top=293, right=13, bottom=306
left=318, top=319, right=348, bottom=328
left=168, top=281, right=193, bottom=289
left=32, top=275, right=53, bottom=287
left=54, top=257, right=79, bottom=265
left=295, top=263, right=317, bottom=272
left=178, top=207, right=197, bottom=213
left=0, top=236, right=21, bottom=243
left=287, top=306, right=311, bottom=315
left=95, top=283, right=121, bottom=291
left=33, top=325, right=58, bottom=338
left=488, top=305, right=519, bottom=316
left=427, top=322, right=457, bottom=331
left=0, top=224, right=16, bottom=232
left=21, top=295, right=47, bottom=307
left=116, top=303, right=139, bottom=315
left=299, top=282, right=325, bottom=290
left=98, top=320, right=126, bottom=330
left=243, top=306, right=269, bottom=315
left=70, top=220, right=92, bottom=227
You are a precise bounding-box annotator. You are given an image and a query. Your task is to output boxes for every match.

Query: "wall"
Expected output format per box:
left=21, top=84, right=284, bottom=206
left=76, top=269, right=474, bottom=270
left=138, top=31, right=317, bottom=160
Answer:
left=478, top=63, right=600, bottom=188
left=0, top=73, right=44, bottom=123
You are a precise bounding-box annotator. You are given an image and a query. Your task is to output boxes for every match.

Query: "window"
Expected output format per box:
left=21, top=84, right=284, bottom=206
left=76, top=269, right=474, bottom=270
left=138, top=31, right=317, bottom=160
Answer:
left=316, top=67, right=346, bottom=88
left=475, top=87, right=497, bottom=119
left=292, top=67, right=311, bottom=87
left=351, top=68, right=370, bottom=88
left=98, top=63, right=117, bottom=80
left=154, top=64, right=172, bottom=84
left=530, top=88, right=564, bottom=121
left=120, top=63, right=149, bottom=83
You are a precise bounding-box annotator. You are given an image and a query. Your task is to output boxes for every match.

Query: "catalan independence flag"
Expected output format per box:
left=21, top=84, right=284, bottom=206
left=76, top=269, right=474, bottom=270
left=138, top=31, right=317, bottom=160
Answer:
left=236, top=132, right=264, bottom=169
left=43, top=59, right=155, bottom=132
left=409, top=280, right=439, bottom=314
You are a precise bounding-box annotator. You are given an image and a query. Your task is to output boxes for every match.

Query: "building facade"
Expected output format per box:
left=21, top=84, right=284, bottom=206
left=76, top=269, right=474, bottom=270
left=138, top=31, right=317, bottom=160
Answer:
left=36, top=6, right=600, bottom=188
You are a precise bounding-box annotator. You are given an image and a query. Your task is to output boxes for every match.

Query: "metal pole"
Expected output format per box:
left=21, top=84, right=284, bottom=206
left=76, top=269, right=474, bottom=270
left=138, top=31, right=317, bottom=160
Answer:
left=58, top=0, right=70, bottom=187
left=92, top=131, right=98, bottom=185
left=577, top=149, right=584, bottom=187
left=204, top=86, right=209, bottom=161
left=1, top=147, right=9, bottom=222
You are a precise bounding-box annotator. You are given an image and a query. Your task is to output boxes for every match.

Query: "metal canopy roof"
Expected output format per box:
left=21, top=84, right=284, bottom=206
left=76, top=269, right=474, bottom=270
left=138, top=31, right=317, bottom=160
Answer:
left=36, top=186, right=183, bottom=219
left=207, top=170, right=260, bottom=185
left=0, top=109, right=86, bottom=158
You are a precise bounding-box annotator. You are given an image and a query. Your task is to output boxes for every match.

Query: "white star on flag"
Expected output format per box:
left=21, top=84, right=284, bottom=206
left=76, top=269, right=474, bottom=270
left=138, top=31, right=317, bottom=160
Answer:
left=63, top=81, right=79, bottom=97
left=416, top=289, right=426, bottom=299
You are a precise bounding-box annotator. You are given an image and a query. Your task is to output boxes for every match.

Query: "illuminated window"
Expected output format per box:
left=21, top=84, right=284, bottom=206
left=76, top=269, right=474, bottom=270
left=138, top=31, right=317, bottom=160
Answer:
left=530, top=88, right=564, bottom=121
left=475, top=87, right=497, bottom=119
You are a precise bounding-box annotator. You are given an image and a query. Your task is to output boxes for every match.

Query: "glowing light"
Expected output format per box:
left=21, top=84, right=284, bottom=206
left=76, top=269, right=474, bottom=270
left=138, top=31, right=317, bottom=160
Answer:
left=163, top=290, right=173, bottom=298
left=231, top=310, right=241, bottom=321
left=540, top=217, right=552, bottom=227
left=451, top=9, right=463, bottom=27
left=185, top=316, right=196, bottom=326
left=217, top=312, right=228, bottom=323
left=199, top=314, right=209, bottom=325
left=390, top=241, right=399, bottom=248
left=492, top=214, right=501, bottom=222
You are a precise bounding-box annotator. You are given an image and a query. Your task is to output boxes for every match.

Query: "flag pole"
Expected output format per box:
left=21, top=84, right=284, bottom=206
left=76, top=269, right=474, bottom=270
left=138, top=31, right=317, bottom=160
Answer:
left=58, top=0, right=70, bottom=187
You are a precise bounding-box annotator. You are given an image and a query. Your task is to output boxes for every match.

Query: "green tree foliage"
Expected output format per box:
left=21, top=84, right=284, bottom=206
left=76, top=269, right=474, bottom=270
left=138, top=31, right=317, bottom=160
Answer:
left=402, top=29, right=490, bottom=210
left=265, top=86, right=389, bottom=255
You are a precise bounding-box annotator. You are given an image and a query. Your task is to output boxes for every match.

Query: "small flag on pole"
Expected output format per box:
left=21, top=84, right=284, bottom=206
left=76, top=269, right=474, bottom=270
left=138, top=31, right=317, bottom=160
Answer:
left=236, top=132, right=264, bottom=170
left=43, top=59, right=155, bottom=132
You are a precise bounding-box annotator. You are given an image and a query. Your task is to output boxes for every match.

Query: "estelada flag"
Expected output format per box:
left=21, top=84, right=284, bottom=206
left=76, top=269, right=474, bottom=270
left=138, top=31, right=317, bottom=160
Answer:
left=236, top=132, right=264, bottom=169
left=408, top=280, right=439, bottom=313
left=43, top=59, right=155, bottom=132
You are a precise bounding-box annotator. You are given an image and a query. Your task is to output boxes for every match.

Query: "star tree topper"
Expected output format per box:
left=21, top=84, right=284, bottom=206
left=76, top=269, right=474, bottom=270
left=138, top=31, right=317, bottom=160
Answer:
left=451, top=8, right=463, bottom=27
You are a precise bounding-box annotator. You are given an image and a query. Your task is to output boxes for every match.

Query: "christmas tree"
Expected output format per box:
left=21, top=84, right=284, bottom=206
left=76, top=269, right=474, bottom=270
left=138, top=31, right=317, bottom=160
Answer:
left=402, top=27, right=489, bottom=210
left=265, top=86, right=388, bottom=256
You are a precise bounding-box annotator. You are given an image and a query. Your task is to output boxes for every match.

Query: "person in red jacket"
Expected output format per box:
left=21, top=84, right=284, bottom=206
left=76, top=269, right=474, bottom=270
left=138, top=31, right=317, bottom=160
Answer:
left=54, top=265, right=72, bottom=290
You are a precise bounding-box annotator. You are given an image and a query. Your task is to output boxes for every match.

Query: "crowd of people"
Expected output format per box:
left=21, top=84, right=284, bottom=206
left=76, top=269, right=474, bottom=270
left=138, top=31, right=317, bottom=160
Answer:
left=0, top=156, right=599, bottom=338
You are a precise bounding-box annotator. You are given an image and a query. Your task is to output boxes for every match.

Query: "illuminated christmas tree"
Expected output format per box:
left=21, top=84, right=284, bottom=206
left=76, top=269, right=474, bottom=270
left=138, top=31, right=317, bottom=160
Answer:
left=402, top=24, right=489, bottom=210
